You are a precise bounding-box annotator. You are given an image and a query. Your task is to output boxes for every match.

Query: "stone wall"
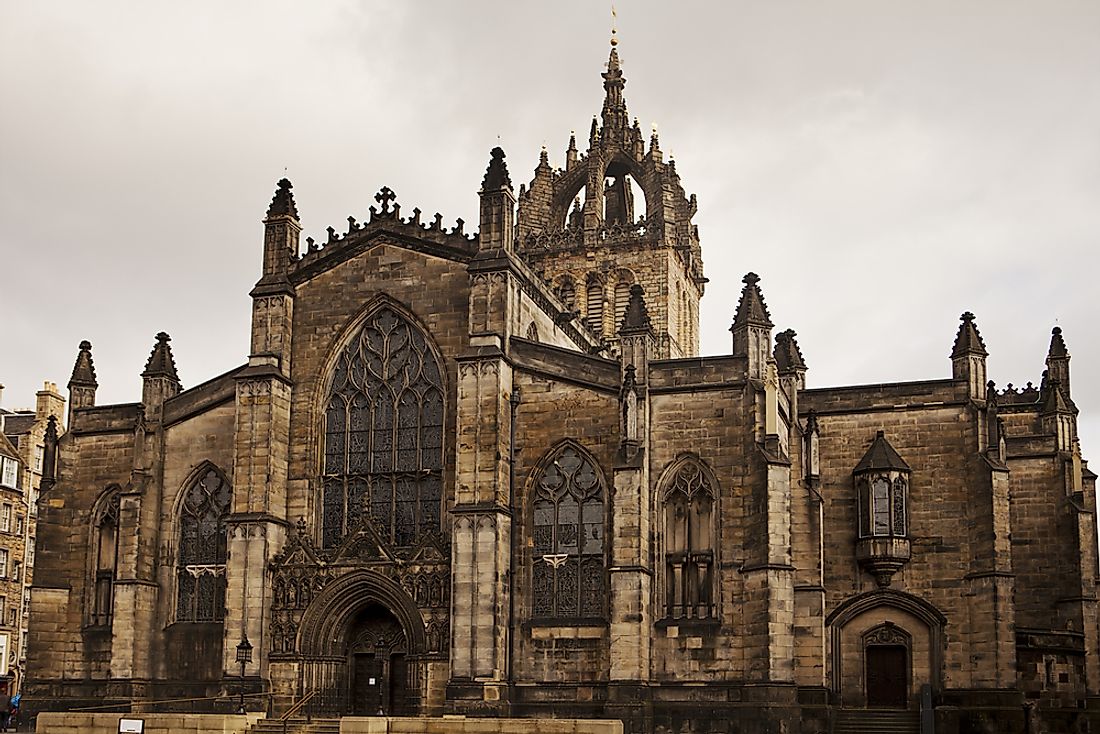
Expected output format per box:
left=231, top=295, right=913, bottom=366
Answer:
left=35, top=712, right=263, bottom=734
left=341, top=717, right=622, bottom=733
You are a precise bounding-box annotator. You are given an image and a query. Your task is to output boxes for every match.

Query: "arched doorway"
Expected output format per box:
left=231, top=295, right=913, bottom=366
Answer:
left=345, top=603, right=410, bottom=715
left=292, top=570, right=428, bottom=717
left=864, top=624, right=911, bottom=708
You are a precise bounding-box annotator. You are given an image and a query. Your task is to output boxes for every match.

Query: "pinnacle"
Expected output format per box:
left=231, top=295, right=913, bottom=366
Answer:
left=142, top=332, right=180, bottom=382
left=68, top=340, right=98, bottom=388
left=732, top=272, right=773, bottom=329
left=774, top=329, right=807, bottom=372
left=482, top=146, right=512, bottom=191
left=1047, top=326, right=1069, bottom=359
left=266, top=178, right=299, bottom=220
left=951, top=311, right=988, bottom=358
left=620, top=284, right=653, bottom=333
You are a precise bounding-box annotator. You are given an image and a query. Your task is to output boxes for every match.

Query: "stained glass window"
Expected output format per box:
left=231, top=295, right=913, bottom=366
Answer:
left=91, top=490, right=120, bottom=626
left=322, top=306, right=445, bottom=549
left=532, top=444, right=606, bottom=619
left=662, top=460, right=715, bottom=620
left=176, top=467, right=231, bottom=622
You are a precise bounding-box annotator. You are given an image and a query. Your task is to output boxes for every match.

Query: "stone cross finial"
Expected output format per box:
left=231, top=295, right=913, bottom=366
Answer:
left=374, top=187, right=397, bottom=214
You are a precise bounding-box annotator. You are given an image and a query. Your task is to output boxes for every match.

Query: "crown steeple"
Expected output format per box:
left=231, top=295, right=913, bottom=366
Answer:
left=601, top=34, right=629, bottom=143
left=515, top=31, right=704, bottom=359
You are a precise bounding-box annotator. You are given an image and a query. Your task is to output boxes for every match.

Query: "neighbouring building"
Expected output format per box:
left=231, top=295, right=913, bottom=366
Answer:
left=25, top=38, right=1098, bottom=733
left=0, top=406, right=32, bottom=698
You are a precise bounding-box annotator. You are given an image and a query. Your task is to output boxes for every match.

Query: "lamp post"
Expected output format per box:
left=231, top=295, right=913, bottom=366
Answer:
left=235, top=635, right=253, bottom=714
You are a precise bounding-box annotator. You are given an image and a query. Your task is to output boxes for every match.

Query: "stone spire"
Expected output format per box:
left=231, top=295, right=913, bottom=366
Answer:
left=600, top=33, right=629, bottom=143
left=478, top=147, right=516, bottom=253
left=951, top=311, right=988, bottom=358
left=951, top=312, right=988, bottom=400
left=773, top=329, right=807, bottom=373
left=481, top=146, right=512, bottom=192
left=732, top=273, right=774, bottom=330
left=731, top=273, right=774, bottom=380
left=67, top=339, right=98, bottom=423
left=142, top=332, right=179, bottom=381
left=619, top=284, right=653, bottom=334
left=69, top=340, right=98, bottom=389
left=142, top=332, right=181, bottom=418
left=258, top=178, right=302, bottom=290
left=266, top=178, right=299, bottom=219
left=1045, top=326, right=1071, bottom=398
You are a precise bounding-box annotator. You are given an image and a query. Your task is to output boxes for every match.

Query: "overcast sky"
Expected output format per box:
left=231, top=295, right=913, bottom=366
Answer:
left=2, top=1, right=1097, bottom=464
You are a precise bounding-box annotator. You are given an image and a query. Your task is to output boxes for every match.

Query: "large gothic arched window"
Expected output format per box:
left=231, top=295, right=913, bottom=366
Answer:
left=661, top=458, right=716, bottom=620
left=532, top=443, right=606, bottom=620
left=176, top=466, right=232, bottom=622
left=323, top=306, right=444, bottom=549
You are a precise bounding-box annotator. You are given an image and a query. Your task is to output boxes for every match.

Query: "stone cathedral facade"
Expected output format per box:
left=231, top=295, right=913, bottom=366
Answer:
left=26, top=42, right=1100, bottom=734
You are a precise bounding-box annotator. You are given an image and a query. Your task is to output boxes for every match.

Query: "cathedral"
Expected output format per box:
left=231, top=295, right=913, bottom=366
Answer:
left=25, top=38, right=1099, bottom=734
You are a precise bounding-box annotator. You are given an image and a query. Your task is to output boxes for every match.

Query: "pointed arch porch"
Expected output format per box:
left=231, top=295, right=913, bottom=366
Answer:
left=293, top=569, right=428, bottom=715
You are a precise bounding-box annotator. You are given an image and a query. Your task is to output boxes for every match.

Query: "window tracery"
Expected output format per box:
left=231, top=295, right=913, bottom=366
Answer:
left=322, top=306, right=444, bottom=549
left=91, top=488, right=120, bottom=626
left=176, top=467, right=232, bottom=622
left=532, top=444, right=606, bottom=619
left=661, top=459, right=716, bottom=620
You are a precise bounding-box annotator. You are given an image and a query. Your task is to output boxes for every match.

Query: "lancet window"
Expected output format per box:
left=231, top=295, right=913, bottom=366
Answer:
left=322, top=306, right=444, bottom=549
left=858, top=475, right=908, bottom=538
left=176, top=467, right=232, bottom=622
left=661, top=458, right=716, bottom=620
left=532, top=443, right=606, bottom=620
left=91, top=488, right=121, bottom=626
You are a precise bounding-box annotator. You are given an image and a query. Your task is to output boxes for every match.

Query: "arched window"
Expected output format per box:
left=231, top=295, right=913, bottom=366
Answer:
left=176, top=466, right=232, bottom=622
left=525, top=322, right=539, bottom=342
left=661, top=458, right=716, bottom=620
left=556, top=276, right=576, bottom=312
left=322, top=305, right=445, bottom=549
left=586, top=278, right=604, bottom=335
left=91, top=488, right=121, bottom=626
left=532, top=443, right=606, bottom=620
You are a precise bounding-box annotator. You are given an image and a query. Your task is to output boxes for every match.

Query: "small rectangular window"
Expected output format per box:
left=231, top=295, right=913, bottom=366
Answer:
left=14, top=516, right=22, bottom=536
left=34, top=446, right=44, bottom=472
left=0, top=459, right=16, bottom=490
left=0, top=505, right=10, bottom=533
left=0, top=549, right=9, bottom=578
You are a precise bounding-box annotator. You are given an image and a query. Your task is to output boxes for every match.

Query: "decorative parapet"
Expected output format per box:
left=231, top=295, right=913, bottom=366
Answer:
left=522, top=219, right=654, bottom=253
left=290, top=187, right=478, bottom=278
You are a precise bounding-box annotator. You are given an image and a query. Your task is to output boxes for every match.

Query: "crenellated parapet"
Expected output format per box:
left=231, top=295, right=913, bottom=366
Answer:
left=289, top=186, right=478, bottom=282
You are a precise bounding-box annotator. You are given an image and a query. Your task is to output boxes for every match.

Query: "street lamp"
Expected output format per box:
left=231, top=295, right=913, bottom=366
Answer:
left=236, top=635, right=253, bottom=714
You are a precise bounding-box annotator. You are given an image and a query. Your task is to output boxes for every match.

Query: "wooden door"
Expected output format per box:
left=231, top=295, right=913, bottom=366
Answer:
left=866, top=645, right=908, bottom=708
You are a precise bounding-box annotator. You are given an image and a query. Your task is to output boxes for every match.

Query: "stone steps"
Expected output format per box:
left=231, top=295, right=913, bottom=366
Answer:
left=248, top=718, right=341, bottom=734
left=834, top=709, right=920, bottom=734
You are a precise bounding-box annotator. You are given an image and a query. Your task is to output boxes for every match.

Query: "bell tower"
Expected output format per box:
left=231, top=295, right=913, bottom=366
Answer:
left=516, top=33, right=706, bottom=358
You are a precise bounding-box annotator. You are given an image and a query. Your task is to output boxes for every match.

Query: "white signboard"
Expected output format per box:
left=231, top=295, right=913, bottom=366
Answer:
left=118, top=719, right=144, bottom=733
left=0, top=634, right=8, bottom=676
